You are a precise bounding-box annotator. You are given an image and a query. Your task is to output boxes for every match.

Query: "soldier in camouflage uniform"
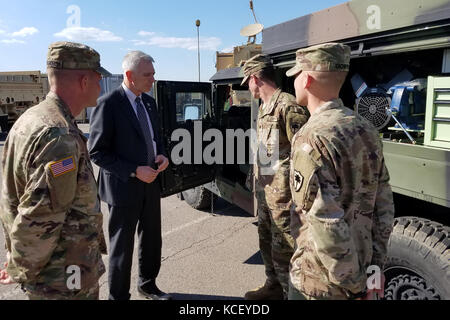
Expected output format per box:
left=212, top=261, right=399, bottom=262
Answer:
left=0, top=42, right=110, bottom=300
left=241, top=54, right=309, bottom=300
left=286, top=43, right=395, bottom=300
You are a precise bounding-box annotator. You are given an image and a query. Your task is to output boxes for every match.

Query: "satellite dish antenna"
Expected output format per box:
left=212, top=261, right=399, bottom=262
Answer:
left=239, top=0, right=263, bottom=44
left=240, top=23, right=264, bottom=44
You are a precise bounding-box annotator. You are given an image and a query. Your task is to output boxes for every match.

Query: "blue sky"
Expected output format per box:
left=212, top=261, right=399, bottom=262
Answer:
left=0, top=0, right=345, bottom=81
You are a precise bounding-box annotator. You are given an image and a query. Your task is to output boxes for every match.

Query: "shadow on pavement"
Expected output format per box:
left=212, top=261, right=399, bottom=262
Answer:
left=244, top=251, right=263, bottom=265
left=170, top=293, right=244, bottom=300
left=209, top=198, right=251, bottom=218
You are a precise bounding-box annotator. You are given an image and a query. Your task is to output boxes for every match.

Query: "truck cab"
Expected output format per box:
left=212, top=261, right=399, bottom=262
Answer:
left=154, top=0, right=450, bottom=300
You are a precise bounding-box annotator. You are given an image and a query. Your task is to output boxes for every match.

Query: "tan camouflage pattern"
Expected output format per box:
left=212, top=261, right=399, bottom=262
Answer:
left=286, top=42, right=351, bottom=77
left=255, top=89, right=309, bottom=298
left=289, top=99, right=395, bottom=299
left=240, top=54, right=272, bottom=85
left=0, top=92, right=106, bottom=299
left=47, top=41, right=110, bottom=76
left=26, top=284, right=100, bottom=300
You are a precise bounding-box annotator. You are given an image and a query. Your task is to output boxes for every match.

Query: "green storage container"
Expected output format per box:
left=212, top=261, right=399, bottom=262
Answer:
left=425, top=76, right=450, bottom=149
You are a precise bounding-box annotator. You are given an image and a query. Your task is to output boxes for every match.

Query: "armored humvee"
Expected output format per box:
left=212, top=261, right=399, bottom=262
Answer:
left=153, top=0, right=450, bottom=300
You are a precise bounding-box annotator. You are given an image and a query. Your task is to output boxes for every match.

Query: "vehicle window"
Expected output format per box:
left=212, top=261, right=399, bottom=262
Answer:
left=230, top=90, right=251, bottom=108
left=184, top=105, right=200, bottom=121
left=176, top=92, right=209, bottom=122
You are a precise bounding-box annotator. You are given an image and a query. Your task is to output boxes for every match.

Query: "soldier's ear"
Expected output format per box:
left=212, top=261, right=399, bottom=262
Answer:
left=252, top=75, right=262, bottom=86
left=80, top=74, right=89, bottom=91
left=304, top=74, right=313, bottom=89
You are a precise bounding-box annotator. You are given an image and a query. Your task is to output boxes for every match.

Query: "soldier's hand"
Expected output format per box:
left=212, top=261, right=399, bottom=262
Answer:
left=0, top=253, right=14, bottom=285
left=155, top=155, right=169, bottom=173
left=136, top=166, right=159, bottom=184
left=0, top=269, right=14, bottom=285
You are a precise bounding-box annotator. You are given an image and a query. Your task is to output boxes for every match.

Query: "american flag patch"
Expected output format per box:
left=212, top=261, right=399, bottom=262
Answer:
left=49, top=156, right=76, bottom=177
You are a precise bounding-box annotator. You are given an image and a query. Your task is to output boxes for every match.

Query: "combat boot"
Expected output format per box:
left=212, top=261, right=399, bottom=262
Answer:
left=244, top=280, right=284, bottom=300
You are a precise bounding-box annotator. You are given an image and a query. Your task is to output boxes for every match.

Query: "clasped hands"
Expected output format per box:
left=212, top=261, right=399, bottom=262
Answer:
left=136, top=155, right=169, bottom=184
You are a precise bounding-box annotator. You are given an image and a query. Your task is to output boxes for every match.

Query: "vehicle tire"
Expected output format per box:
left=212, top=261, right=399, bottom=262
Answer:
left=181, top=186, right=215, bottom=210
left=384, top=217, right=449, bottom=300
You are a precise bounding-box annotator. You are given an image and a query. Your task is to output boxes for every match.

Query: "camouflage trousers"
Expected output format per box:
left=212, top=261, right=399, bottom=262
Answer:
left=288, top=283, right=318, bottom=300
left=288, top=281, right=351, bottom=300
left=25, top=284, right=100, bottom=300
left=258, top=204, right=294, bottom=299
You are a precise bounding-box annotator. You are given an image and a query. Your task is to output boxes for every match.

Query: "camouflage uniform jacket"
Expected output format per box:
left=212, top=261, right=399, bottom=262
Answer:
left=0, top=92, right=105, bottom=295
left=289, top=99, right=394, bottom=299
left=255, top=89, right=309, bottom=213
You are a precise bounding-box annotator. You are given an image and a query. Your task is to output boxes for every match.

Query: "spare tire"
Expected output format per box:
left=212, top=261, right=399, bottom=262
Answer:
left=181, top=186, right=215, bottom=210
left=385, top=217, right=449, bottom=300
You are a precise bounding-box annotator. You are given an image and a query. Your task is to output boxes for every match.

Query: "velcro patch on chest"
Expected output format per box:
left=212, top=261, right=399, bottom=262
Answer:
left=49, top=156, right=76, bottom=177
left=302, top=143, right=313, bottom=154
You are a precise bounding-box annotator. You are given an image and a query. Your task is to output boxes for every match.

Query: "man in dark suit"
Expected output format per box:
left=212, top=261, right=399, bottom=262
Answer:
left=88, top=51, right=170, bottom=300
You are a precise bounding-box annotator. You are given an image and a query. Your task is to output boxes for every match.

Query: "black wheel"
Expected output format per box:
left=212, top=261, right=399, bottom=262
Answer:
left=385, top=274, right=441, bottom=300
left=385, top=217, right=449, bottom=300
left=181, top=186, right=215, bottom=210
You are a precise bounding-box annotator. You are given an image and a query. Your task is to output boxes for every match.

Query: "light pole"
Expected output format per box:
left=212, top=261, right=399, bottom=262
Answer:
left=196, top=19, right=201, bottom=82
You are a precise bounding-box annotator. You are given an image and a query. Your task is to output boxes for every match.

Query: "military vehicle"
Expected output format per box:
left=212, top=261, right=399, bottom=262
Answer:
left=0, top=72, right=125, bottom=127
left=152, top=0, right=450, bottom=300
left=0, top=71, right=49, bottom=131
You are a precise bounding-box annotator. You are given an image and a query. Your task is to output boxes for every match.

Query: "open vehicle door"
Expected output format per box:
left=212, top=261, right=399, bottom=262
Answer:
left=155, top=81, right=217, bottom=197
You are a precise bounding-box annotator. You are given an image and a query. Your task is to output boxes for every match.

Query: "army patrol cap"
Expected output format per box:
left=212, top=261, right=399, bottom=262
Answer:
left=286, top=42, right=350, bottom=77
left=47, top=41, right=112, bottom=76
left=241, top=54, right=273, bottom=86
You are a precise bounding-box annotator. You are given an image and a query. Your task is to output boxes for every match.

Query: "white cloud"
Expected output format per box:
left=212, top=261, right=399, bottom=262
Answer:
left=11, top=27, right=39, bottom=37
left=1, top=39, right=26, bottom=44
left=0, top=29, right=5, bottom=35
left=220, top=47, right=234, bottom=53
left=135, top=30, right=221, bottom=51
left=54, top=27, right=123, bottom=42
left=134, top=34, right=221, bottom=51
left=138, top=31, right=155, bottom=37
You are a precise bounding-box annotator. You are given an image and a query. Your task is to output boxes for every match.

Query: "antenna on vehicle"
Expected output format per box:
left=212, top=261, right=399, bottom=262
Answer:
left=250, top=0, right=259, bottom=24
left=240, top=0, right=263, bottom=44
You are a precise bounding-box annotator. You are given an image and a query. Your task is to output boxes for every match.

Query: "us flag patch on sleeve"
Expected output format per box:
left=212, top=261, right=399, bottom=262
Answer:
left=49, top=156, right=76, bottom=177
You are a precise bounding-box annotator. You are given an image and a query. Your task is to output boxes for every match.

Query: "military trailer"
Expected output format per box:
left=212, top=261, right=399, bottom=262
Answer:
left=0, top=71, right=49, bottom=131
left=153, top=0, right=450, bottom=300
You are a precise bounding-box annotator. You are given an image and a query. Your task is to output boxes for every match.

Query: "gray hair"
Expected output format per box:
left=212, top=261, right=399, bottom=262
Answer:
left=122, top=51, right=155, bottom=73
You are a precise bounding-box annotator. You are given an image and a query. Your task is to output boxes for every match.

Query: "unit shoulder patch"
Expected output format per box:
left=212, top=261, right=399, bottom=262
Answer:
left=294, top=170, right=304, bottom=192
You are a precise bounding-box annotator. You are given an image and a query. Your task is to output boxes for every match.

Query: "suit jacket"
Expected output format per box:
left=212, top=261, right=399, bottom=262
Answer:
left=88, top=86, right=166, bottom=207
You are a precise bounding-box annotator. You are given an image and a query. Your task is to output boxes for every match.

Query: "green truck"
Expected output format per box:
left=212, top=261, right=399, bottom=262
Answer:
left=153, top=0, right=450, bottom=300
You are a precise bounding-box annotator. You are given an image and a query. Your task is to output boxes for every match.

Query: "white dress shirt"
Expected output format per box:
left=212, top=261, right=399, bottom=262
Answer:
left=122, top=83, right=158, bottom=156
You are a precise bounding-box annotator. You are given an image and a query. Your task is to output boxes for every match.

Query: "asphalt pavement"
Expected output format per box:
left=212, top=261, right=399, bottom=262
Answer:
left=0, top=125, right=265, bottom=300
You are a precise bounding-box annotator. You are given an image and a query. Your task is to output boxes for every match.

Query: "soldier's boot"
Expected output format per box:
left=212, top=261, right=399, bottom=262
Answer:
left=244, top=280, right=284, bottom=300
